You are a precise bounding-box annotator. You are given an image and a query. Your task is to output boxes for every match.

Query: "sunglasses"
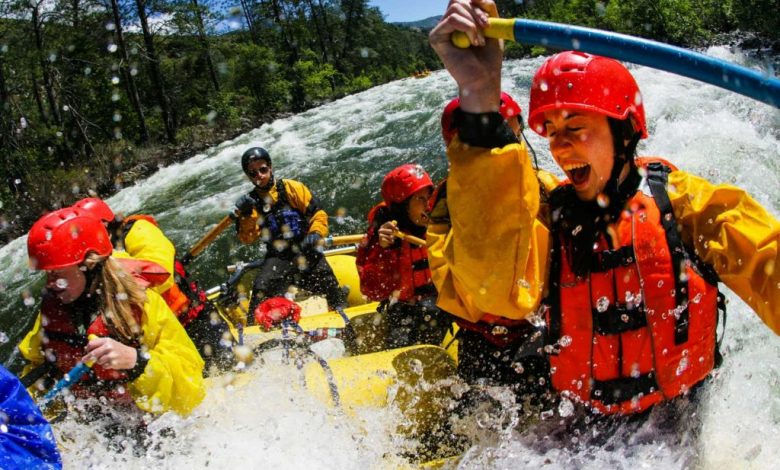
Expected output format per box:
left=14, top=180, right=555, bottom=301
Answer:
left=247, top=166, right=271, bottom=177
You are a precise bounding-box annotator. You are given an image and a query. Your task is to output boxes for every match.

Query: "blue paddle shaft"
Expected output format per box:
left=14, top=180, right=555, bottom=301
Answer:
left=513, top=19, right=779, bottom=108
left=40, top=362, right=92, bottom=404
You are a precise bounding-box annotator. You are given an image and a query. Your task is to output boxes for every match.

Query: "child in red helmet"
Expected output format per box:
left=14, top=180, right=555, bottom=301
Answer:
left=19, top=208, right=205, bottom=417
left=428, top=0, right=779, bottom=420
left=356, top=164, right=449, bottom=350
left=72, top=197, right=234, bottom=374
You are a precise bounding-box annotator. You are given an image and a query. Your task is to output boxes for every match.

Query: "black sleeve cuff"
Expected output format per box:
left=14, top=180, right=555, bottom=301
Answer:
left=126, top=348, right=149, bottom=381
left=454, top=109, right=519, bottom=148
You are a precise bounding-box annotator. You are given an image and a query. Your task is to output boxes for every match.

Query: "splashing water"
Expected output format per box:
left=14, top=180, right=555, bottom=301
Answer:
left=0, top=50, right=777, bottom=468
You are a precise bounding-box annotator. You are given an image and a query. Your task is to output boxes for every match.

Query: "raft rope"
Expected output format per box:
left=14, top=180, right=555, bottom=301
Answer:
left=255, top=321, right=342, bottom=407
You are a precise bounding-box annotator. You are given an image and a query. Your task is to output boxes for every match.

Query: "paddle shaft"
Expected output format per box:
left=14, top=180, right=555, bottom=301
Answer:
left=326, top=234, right=364, bottom=246
left=39, top=335, right=98, bottom=409
left=184, top=214, right=234, bottom=263
left=452, top=18, right=780, bottom=108
left=393, top=230, right=426, bottom=247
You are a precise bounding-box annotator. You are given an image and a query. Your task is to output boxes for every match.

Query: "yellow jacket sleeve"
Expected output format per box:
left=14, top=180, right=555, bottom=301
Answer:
left=668, top=170, right=780, bottom=334
left=18, top=314, right=45, bottom=368
left=236, top=210, right=261, bottom=245
left=427, top=138, right=550, bottom=323
left=121, top=219, right=176, bottom=294
left=130, top=289, right=205, bottom=415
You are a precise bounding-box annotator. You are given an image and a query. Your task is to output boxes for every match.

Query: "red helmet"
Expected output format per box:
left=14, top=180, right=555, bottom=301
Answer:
left=441, top=92, right=522, bottom=145
left=381, top=164, right=433, bottom=205
left=528, top=51, right=647, bottom=138
left=73, top=197, right=115, bottom=223
left=27, top=207, right=113, bottom=271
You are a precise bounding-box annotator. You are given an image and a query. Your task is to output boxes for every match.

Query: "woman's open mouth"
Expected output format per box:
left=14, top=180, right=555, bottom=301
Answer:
left=564, top=162, right=591, bottom=187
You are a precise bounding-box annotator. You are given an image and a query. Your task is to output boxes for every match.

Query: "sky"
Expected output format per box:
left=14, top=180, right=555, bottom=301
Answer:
left=368, top=0, right=446, bottom=23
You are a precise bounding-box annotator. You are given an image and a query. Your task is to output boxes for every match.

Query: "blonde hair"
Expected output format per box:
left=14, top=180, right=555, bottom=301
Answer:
left=83, top=253, right=146, bottom=343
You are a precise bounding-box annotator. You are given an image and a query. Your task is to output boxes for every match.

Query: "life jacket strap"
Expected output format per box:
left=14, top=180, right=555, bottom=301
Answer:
left=646, top=162, right=690, bottom=345
left=454, top=317, right=539, bottom=349
left=715, top=291, right=727, bottom=368
left=593, top=304, right=647, bottom=335
left=590, top=245, right=635, bottom=272
left=591, top=372, right=658, bottom=406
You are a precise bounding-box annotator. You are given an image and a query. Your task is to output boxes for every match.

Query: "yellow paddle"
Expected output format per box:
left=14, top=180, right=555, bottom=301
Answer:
left=325, top=234, right=364, bottom=246
left=393, top=230, right=425, bottom=247
left=388, top=221, right=425, bottom=247
left=181, top=214, right=234, bottom=264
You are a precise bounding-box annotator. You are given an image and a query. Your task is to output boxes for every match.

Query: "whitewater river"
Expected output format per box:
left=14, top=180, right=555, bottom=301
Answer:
left=0, top=50, right=778, bottom=468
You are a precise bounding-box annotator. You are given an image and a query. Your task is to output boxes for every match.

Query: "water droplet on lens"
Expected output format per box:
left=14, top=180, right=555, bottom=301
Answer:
left=558, top=398, right=575, bottom=417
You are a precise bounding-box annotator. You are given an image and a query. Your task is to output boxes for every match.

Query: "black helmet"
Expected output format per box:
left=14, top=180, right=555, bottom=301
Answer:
left=241, top=147, right=272, bottom=173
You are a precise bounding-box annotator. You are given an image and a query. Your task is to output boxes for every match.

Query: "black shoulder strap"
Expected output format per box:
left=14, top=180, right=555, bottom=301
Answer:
left=274, top=179, right=289, bottom=208
left=546, top=235, right=563, bottom=345
left=646, top=162, right=725, bottom=350
left=645, top=162, right=690, bottom=345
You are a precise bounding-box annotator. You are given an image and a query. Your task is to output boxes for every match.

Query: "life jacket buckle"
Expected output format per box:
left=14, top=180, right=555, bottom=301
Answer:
left=491, top=325, right=509, bottom=336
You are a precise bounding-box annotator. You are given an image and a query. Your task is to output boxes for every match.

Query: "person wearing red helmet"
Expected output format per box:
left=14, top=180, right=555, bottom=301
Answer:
left=356, top=164, right=448, bottom=349
left=18, top=208, right=205, bottom=417
left=428, top=0, right=779, bottom=418
left=72, top=197, right=233, bottom=374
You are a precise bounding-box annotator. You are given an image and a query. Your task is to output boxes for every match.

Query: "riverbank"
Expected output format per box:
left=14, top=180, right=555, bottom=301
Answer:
left=0, top=113, right=289, bottom=245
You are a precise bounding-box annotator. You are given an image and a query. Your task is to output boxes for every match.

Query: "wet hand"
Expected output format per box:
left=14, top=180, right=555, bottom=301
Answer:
left=378, top=221, right=397, bottom=248
left=83, top=337, right=137, bottom=370
left=234, top=194, right=257, bottom=216
left=429, top=0, right=502, bottom=113
left=302, top=232, right=323, bottom=252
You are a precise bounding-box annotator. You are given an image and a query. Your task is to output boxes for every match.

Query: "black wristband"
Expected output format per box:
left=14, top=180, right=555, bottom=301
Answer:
left=126, top=348, right=149, bottom=381
left=454, top=109, right=519, bottom=149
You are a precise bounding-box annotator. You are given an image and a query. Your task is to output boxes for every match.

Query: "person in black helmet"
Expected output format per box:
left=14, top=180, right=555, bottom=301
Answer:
left=234, top=147, right=346, bottom=324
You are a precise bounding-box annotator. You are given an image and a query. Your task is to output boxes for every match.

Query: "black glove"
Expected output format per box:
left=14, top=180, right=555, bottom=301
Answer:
left=301, top=232, right=323, bottom=253
left=235, top=194, right=257, bottom=216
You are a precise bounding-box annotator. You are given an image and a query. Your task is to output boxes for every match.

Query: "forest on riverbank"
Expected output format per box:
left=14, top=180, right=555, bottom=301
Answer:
left=1, top=0, right=777, bottom=243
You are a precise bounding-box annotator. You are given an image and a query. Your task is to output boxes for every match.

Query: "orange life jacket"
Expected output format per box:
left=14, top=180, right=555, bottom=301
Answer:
left=121, top=214, right=192, bottom=322
left=545, top=159, right=724, bottom=415
left=397, top=240, right=434, bottom=301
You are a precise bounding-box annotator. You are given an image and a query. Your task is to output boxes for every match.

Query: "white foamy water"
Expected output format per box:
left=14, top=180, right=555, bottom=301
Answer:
left=0, top=49, right=778, bottom=468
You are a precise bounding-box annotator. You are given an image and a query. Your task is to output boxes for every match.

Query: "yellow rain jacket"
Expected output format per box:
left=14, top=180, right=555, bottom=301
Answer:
left=236, top=179, right=329, bottom=244
left=112, top=217, right=190, bottom=316
left=427, top=138, right=780, bottom=335
left=19, top=289, right=205, bottom=415
left=116, top=217, right=176, bottom=294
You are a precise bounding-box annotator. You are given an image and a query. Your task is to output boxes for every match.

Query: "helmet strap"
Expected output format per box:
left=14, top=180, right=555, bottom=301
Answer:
left=601, top=118, right=643, bottom=219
